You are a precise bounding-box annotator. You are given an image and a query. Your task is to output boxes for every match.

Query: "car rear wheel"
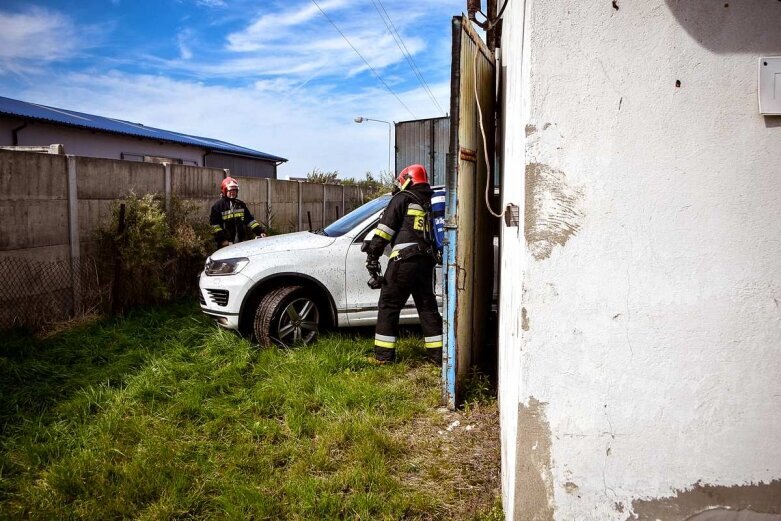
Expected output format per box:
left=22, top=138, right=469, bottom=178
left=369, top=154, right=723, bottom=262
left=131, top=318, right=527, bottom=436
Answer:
left=253, top=285, right=320, bottom=347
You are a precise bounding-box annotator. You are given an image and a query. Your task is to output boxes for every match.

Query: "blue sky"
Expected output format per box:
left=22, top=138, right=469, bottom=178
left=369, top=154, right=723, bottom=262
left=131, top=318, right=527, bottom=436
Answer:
left=0, top=0, right=460, bottom=179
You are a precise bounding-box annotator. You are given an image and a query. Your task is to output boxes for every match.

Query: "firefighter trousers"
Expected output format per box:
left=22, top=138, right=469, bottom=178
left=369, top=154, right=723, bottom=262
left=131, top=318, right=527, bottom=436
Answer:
left=374, top=255, right=443, bottom=362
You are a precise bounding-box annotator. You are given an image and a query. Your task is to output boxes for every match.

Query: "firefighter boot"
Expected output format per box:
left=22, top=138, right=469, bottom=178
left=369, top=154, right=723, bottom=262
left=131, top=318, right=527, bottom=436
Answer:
left=373, top=347, right=396, bottom=364
left=424, top=347, right=442, bottom=365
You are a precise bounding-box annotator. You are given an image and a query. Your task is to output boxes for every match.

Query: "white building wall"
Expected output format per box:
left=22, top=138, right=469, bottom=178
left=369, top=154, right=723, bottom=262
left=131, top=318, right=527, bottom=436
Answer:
left=0, top=118, right=205, bottom=165
left=498, top=2, right=781, bottom=520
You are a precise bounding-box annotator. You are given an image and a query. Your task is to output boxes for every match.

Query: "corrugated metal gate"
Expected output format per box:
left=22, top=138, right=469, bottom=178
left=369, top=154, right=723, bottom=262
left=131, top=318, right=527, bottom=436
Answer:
left=443, top=16, right=496, bottom=409
left=395, top=117, right=450, bottom=185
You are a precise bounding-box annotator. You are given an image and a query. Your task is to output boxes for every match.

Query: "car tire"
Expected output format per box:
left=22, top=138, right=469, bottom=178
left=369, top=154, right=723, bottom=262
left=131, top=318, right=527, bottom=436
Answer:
left=253, top=285, right=321, bottom=347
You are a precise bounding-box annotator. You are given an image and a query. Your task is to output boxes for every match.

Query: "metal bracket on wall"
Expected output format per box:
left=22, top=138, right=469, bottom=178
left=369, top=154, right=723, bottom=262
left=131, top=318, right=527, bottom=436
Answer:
left=504, top=203, right=519, bottom=227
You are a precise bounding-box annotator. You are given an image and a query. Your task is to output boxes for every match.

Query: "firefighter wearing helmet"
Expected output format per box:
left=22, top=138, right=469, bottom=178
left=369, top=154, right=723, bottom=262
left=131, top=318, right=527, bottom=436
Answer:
left=364, top=164, right=443, bottom=364
left=209, top=176, right=266, bottom=248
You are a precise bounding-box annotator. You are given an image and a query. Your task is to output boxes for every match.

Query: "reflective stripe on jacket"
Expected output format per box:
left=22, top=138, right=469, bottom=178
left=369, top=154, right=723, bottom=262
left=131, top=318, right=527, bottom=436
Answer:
left=366, top=184, right=434, bottom=261
left=209, top=196, right=264, bottom=245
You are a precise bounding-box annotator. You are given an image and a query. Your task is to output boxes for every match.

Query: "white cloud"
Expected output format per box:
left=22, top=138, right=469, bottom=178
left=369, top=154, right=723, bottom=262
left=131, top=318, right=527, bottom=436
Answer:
left=226, top=0, right=350, bottom=51
left=219, top=0, right=426, bottom=81
left=196, top=0, right=226, bottom=6
left=177, top=29, right=194, bottom=60
left=0, top=7, right=82, bottom=74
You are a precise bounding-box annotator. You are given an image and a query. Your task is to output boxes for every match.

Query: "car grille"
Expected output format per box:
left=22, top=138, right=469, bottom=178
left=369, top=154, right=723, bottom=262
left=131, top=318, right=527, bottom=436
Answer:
left=205, top=289, right=229, bottom=307
left=198, top=289, right=206, bottom=305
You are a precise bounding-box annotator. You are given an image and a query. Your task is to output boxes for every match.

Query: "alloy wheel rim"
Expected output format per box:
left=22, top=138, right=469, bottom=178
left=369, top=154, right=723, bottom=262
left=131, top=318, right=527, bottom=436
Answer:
left=276, top=297, right=319, bottom=345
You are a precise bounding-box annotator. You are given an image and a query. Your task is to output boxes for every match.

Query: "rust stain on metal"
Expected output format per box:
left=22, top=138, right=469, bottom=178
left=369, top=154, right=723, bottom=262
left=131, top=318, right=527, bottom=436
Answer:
left=628, top=479, right=781, bottom=521
left=525, top=162, right=584, bottom=260
left=460, top=147, right=477, bottom=162
left=514, top=398, right=555, bottom=521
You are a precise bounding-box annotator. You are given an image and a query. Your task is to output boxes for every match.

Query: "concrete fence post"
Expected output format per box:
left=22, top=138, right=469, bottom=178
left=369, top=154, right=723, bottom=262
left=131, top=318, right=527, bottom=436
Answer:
left=66, top=155, right=82, bottom=313
left=297, top=181, right=303, bottom=231
left=163, top=162, right=172, bottom=215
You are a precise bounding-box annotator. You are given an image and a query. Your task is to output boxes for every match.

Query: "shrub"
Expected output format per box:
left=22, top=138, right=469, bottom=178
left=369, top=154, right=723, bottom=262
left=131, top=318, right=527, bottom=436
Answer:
left=95, top=193, right=211, bottom=311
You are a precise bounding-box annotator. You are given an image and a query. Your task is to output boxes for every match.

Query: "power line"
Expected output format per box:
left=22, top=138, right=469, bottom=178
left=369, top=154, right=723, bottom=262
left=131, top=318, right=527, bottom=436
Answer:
left=310, top=0, right=416, bottom=119
left=371, top=0, right=446, bottom=116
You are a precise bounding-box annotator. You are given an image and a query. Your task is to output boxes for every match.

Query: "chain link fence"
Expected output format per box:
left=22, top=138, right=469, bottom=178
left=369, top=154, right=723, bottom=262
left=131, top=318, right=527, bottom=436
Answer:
left=0, top=255, right=106, bottom=331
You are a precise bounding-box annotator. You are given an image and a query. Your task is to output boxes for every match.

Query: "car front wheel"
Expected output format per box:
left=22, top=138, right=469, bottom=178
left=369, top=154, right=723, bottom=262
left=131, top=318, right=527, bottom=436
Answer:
left=253, top=285, right=320, bottom=347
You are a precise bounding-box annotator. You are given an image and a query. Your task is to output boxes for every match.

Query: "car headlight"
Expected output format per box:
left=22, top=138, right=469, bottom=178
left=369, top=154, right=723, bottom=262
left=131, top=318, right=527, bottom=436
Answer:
left=204, top=257, right=249, bottom=276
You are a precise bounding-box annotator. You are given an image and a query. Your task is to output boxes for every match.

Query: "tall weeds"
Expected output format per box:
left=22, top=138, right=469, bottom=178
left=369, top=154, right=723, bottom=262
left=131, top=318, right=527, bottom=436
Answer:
left=95, top=194, right=211, bottom=311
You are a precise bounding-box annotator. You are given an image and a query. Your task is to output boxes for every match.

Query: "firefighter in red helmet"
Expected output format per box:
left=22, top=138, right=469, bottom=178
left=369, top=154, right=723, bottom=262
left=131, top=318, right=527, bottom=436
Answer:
left=209, top=176, right=266, bottom=248
left=364, top=164, right=443, bottom=364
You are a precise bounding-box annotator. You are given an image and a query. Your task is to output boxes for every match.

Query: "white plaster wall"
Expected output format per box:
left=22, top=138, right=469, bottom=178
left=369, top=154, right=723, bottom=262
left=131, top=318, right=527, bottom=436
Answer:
left=0, top=118, right=204, bottom=165
left=498, top=1, right=781, bottom=519
left=497, top=0, right=533, bottom=515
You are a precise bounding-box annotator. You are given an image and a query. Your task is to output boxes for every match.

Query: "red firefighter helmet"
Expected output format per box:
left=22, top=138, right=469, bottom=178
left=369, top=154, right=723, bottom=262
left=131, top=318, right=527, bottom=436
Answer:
left=397, top=164, right=428, bottom=189
left=221, top=177, right=239, bottom=198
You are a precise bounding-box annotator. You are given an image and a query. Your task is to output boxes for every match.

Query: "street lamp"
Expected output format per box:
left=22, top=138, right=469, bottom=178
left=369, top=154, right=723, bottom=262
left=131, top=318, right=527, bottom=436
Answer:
left=354, top=116, right=392, bottom=176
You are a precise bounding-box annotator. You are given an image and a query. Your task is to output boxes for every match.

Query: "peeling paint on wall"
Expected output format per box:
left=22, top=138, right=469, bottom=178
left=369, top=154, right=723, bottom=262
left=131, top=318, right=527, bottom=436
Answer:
left=524, top=162, right=583, bottom=260
left=521, top=307, right=530, bottom=331
left=629, top=480, right=781, bottom=521
left=564, top=481, right=580, bottom=494
left=514, top=398, right=555, bottom=521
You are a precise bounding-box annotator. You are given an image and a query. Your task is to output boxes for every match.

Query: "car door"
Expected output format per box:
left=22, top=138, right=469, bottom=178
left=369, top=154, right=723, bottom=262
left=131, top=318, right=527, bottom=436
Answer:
left=343, top=216, right=390, bottom=326
left=344, top=215, right=443, bottom=327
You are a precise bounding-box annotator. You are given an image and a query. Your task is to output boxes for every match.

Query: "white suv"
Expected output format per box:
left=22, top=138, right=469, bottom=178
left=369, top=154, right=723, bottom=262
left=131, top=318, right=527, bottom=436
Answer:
left=198, top=194, right=442, bottom=346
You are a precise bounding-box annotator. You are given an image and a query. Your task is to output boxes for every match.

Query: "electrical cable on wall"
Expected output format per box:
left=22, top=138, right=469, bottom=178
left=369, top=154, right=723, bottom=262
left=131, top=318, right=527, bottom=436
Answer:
left=473, top=48, right=504, bottom=219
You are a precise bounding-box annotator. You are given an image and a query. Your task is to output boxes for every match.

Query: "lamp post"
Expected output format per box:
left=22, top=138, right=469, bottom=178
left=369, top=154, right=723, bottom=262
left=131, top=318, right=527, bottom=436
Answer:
left=354, top=116, right=392, bottom=176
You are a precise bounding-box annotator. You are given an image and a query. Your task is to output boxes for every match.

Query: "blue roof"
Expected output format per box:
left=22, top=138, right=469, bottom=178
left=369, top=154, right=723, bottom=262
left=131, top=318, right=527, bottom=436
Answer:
left=0, top=95, right=287, bottom=163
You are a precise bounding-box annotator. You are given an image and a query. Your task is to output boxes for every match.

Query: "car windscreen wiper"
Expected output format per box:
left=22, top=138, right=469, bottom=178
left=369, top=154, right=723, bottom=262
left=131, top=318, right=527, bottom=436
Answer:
left=310, top=228, right=328, bottom=236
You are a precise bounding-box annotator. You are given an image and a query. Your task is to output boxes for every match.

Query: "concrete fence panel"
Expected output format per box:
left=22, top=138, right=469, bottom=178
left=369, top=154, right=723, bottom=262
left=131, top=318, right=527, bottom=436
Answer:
left=300, top=182, right=324, bottom=231
left=324, top=184, right=344, bottom=224
left=344, top=186, right=364, bottom=213
left=0, top=150, right=69, bottom=253
left=235, top=176, right=268, bottom=228
left=77, top=157, right=164, bottom=199
left=171, top=164, right=224, bottom=199
left=268, top=179, right=299, bottom=233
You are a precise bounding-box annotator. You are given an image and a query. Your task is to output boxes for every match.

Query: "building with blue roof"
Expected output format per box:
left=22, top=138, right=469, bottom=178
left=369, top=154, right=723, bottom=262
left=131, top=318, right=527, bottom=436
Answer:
left=0, top=95, right=286, bottom=178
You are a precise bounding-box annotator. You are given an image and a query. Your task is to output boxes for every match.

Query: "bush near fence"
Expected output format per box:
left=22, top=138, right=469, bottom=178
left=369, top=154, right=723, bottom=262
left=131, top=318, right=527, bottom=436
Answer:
left=0, top=150, right=366, bottom=331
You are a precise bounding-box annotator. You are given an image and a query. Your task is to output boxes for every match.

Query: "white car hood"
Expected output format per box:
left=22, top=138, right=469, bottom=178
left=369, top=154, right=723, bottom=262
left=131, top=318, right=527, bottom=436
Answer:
left=211, top=231, right=337, bottom=260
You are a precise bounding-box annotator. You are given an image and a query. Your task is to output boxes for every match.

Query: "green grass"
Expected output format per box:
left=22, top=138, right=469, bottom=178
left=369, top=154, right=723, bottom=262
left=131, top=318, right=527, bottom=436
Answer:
left=0, top=301, right=500, bottom=520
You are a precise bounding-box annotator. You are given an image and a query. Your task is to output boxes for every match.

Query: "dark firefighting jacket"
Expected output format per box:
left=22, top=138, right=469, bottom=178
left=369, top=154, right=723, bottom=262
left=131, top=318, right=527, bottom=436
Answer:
left=366, top=183, right=435, bottom=262
left=209, top=196, right=264, bottom=246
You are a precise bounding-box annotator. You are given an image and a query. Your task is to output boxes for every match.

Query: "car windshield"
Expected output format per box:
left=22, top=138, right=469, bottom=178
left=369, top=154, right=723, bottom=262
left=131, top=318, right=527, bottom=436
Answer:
left=321, top=195, right=391, bottom=237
